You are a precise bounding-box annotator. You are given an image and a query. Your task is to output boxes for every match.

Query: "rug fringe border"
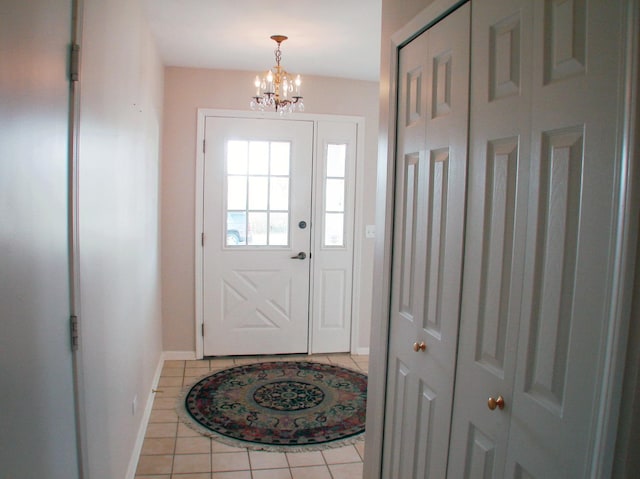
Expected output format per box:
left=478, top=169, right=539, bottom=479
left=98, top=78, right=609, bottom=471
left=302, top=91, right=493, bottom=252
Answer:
left=174, top=360, right=366, bottom=453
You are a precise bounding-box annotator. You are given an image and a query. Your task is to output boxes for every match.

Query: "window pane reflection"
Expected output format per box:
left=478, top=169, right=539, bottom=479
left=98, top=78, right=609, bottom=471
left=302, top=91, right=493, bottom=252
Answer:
left=269, top=212, right=289, bottom=246
left=248, top=176, right=268, bottom=210
left=226, top=211, right=247, bottom=245
left=326, top=144, right=346, bottom=177
left=270, top=177, right=289, bottom=210
left=227, top=141, right=248, bottom=175
left=225, top=140, right=291, bottom=247
left=227, top=176, right=247, bottom=210
left=248, top=212, right=268, bottom=246
left=325, top=179, right=344, bottom=212
left=324, top=213, right=344, bottom=246
left=249, top=141, right=269, bottom=175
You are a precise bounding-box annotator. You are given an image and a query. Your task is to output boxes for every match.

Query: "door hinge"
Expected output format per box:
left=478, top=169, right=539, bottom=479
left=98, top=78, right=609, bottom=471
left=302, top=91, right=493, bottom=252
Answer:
left=70, top=44, right=80, bottom=82
left=201, top=232, right=205, bottom=246
left=202, top=139, right=206, bottom=154
left=70, top=315, right=79, bottom=351
left=201, top=323, right=205, bottom=337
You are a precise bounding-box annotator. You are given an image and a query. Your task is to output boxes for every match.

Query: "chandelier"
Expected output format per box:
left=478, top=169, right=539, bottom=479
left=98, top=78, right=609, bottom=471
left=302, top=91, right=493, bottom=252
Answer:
left=250, top=35, right=304, bottom=114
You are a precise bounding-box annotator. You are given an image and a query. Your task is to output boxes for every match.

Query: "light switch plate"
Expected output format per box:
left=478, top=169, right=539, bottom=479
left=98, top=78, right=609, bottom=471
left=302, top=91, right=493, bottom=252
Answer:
left=366, top=225, right=376, bottom=239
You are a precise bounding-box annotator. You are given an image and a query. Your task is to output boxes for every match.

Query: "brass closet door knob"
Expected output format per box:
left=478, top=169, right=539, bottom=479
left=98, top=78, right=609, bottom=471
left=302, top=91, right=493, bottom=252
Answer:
left=413, top=341, right=426, bottom=352
left=487, top=395, right=505, bottom=410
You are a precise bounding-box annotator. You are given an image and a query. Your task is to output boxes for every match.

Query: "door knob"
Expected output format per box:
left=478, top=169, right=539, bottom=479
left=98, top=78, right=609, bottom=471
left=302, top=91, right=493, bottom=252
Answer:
left=412, top=341, right=426, bottom=352
left=487, top=395, right=505, bottom=410
left=291, top=252, right=307, bottom=260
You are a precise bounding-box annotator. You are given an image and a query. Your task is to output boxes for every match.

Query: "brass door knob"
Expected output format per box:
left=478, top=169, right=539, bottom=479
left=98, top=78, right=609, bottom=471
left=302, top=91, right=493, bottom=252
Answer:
left=487, top=395, right=505, bottom=410
left=412, top=341, right=426, bottom=352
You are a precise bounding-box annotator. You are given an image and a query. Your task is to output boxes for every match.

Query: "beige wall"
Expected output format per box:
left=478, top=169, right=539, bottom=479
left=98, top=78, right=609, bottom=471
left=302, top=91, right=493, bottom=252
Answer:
left=77, top=0, right=164, bottom=477
left=161, top=67, right=379, bottom=353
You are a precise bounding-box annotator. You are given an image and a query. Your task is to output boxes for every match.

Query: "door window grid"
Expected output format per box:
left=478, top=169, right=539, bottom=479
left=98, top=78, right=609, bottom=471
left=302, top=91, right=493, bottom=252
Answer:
left=324, top=143, right=347, bottom=247
left=225, top=140, right=291, bottom=246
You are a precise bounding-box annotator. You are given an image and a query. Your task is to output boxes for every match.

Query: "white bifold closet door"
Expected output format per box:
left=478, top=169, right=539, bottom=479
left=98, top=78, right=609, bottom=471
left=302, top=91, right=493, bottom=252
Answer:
left=382, top=4, right=471, bottom=478
left=382, top=0, right=627, bottom=477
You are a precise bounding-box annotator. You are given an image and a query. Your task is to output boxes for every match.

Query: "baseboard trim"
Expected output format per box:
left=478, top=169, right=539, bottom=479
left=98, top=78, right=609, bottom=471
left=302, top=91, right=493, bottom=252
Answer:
left=355, top=347, right=370, bottom=356
left=163, top=350, right=198, bottom=360
left=125, top=353, right=164, bottom=479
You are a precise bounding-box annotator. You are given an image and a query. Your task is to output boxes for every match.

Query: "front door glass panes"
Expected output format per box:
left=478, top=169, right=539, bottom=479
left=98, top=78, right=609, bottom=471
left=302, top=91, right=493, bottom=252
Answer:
left=226, top=140, right=291, bottom=246
left=324, top=143, right=347, bottom=246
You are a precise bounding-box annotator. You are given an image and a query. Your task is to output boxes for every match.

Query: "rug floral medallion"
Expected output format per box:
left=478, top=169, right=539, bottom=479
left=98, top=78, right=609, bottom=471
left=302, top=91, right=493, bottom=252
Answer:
left=177, top=361, right=367, bottom=451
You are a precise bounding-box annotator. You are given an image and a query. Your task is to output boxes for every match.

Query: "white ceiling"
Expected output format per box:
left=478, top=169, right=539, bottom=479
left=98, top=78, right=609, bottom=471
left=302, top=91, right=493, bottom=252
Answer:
left=143, top=0, right=382, bottom=82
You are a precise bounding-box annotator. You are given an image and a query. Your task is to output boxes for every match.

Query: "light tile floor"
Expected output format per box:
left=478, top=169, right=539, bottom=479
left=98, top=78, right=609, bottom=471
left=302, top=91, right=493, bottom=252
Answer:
left=135, top=353, right=368, bottom=479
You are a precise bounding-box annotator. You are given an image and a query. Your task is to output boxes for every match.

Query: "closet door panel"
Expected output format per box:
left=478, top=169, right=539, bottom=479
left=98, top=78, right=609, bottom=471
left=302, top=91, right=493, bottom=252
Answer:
left=508, top=1, right=625, bottom=477
left=382, top=4, right=470, bottom=478
left=447, top=1, right=533, bottom=477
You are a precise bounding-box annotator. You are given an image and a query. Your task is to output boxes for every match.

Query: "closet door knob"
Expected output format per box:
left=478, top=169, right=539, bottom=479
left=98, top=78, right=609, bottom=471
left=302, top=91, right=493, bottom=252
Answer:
left=487, top=395, right=505, bottom=410
left=412, top=341, right=426, bottom=352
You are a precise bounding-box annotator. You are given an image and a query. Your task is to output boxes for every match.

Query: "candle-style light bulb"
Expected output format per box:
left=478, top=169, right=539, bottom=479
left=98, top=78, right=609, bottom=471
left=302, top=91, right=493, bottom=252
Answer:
left=295, top=75, right=302, bottom=95
left=266, top=70, right=274, bottom=93
left=254, top=75, right=261, bottom=96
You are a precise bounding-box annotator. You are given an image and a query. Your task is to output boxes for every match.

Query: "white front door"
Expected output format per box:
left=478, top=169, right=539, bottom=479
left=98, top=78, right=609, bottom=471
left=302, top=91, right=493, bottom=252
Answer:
left=202, top=117, right=314, bottom=356
left=382, top=4, right=470, bottom=477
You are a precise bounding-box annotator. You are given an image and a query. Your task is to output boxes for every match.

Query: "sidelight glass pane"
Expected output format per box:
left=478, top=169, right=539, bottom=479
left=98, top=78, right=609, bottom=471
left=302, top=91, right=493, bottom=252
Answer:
left=326, top=144, right=346, bottom=177
left=324, top=213, right=344, bottom=246
left=227, top=140, right=248, bottom=174
left=248, top=176, right=268, bottom=210
left=249, top=141, right=269, bottom=175
left=270, top=177, right=289, bottom=210
left=269, top=212, right=289, bottom=246
left=227, top=176, right=247, bottom=210
left=325, top=179, right=345, bottom=212
left=271, top=142, right=290, bottom=175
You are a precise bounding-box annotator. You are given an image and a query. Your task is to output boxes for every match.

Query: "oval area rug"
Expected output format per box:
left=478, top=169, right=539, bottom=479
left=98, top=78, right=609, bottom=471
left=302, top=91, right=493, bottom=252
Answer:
left=177, top=361, right=367, bottom=451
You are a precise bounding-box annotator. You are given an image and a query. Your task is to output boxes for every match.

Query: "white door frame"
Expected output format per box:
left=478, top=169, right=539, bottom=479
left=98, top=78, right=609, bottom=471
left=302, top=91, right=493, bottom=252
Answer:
left=194, top=109, right=366, bottom=359
left=364, top=0, right=640, bottom=477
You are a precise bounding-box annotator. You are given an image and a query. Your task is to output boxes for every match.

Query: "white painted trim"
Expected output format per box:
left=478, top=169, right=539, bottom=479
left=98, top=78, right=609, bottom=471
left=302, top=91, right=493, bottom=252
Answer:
left=195, top=113, right=206, bottom=360
left=163, top=350, right=198, bottom=361
left=391, top=0, right=467, bottom=47
left=350, top=119, right=367, bottom=355
left=355, top=347, right=370, bottom=356
left=593, top=1, right=640, bottom=476
left=125, top=354, right=164, bottom=479
left=307, top=121, right=319, bottom=355
left=195, top=109, right=365, bottom=358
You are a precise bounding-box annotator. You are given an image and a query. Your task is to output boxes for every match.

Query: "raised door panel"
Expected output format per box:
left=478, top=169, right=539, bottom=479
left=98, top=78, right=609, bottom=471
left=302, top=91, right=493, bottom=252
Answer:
left=383, top=4, right=470, bottom=478
left=507, top=1, right=625, bottom=476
